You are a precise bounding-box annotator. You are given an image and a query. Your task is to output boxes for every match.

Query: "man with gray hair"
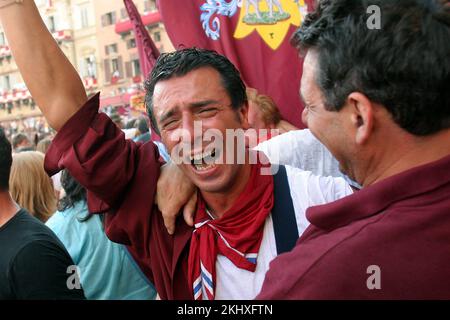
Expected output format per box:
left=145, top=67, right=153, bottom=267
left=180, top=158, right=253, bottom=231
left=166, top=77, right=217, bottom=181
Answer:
left=258, top=0, right=450, bottom=299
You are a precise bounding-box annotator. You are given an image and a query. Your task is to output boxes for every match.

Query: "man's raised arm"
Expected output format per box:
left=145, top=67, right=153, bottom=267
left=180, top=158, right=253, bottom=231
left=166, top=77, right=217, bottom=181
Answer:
left=0, top=0, right=87, bottom=131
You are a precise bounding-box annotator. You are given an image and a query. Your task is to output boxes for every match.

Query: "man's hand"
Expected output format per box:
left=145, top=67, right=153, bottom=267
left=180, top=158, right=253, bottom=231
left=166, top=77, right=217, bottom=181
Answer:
left=156, top=162, right=197, bottom=234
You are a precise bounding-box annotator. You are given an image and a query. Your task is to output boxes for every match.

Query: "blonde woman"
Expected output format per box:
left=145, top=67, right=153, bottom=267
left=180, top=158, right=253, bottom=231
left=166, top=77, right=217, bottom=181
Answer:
left=246, top=88, right=298, bottom=144
left=9, top=151, right=57, bottom=222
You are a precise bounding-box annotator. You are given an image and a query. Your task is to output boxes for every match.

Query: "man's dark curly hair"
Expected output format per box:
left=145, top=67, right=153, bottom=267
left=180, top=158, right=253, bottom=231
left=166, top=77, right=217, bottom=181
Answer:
left=0, top=128, right=12, bottom=191
left=292, top=0, right=450, bottom=135
left=144, top=48, right=247, bottom=136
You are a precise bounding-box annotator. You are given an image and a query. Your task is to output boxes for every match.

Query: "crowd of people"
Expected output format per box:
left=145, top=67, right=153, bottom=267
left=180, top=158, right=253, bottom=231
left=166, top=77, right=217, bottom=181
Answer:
left=1, top=0, right=449, bottom=301
left=1, top=123, right=159, bottom=299
left=1, top=116, right=52, bottom=147
left=0, top=83, right=293, bottom=299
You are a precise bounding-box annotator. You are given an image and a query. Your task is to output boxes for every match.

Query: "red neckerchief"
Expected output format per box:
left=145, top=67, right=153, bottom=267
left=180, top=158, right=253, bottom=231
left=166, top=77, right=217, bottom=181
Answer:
left=188, top=161, right=274, bottom=300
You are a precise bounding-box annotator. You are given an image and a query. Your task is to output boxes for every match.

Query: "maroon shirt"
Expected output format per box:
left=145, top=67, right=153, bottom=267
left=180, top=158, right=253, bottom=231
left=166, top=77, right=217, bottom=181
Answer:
left=44, top=94, right=193, bottom=300
left=257, top=153, right=450, bottom=299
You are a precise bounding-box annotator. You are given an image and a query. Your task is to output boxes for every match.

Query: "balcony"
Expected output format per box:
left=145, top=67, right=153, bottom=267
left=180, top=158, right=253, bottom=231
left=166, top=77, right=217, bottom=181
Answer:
left=100, top=92, right=134, bottom=109
left=115, top=11, right=162, bottom=34
left=52, top=29, right=73, bottom=43
left=0, top=89, right=32, bottom=104
left=0, top=45, right=11, bottom=59
left=83, top=77, right=98, bottom=90
left=132, top=75, right=142, bottom=83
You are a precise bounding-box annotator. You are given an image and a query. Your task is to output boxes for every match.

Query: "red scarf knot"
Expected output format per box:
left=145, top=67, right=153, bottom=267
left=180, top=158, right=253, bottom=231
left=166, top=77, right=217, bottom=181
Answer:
left=188, top=162, right=274, bottom=300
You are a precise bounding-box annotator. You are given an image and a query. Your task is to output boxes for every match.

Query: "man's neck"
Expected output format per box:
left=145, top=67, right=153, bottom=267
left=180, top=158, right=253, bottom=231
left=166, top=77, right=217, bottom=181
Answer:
left=200, top=163, right=253, bottom=219
left=0, top=191, right=20, bottom=228
left=360, top=129, right=450, bottom=187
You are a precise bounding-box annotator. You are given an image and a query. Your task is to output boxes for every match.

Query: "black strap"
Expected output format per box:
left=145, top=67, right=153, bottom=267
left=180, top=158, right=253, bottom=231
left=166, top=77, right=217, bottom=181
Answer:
left=272, top=165, right=299, bottom=255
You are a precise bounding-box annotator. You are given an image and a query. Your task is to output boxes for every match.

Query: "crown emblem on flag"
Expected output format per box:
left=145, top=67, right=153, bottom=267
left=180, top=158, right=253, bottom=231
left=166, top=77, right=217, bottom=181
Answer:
left=200, top=0, right=308, bottom=50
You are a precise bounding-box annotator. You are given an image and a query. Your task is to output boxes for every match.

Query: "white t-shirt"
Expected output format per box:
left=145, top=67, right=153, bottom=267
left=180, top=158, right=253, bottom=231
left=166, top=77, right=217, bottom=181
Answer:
left=214, top=166, right=353, bottom=300
left=51, top=171, right=62, bottom=193
left=255, top=129, right=361, bottom=188
left=255, top=129, right=343, bottom=178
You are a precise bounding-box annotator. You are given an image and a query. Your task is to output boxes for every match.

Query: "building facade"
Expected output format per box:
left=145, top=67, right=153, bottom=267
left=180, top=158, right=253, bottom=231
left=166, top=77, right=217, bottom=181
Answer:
left=0, top=0, right=78, bottom=121
left=0, top=0, right=173, bottom=124
left=93, top=0, right=173, bottom=112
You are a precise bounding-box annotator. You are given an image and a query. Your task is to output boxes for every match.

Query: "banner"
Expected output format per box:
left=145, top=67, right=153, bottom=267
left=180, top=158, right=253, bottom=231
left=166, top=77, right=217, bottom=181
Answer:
left=123, top=0, right=161, bottom=139
left=123, top=0, right=160, bottom=81
left=157, top=0, right=315, bottom=128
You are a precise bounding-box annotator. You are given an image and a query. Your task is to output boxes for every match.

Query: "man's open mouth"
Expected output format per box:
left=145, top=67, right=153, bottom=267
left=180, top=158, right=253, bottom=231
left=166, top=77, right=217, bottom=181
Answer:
left=189, top=148, right=219, bottom=171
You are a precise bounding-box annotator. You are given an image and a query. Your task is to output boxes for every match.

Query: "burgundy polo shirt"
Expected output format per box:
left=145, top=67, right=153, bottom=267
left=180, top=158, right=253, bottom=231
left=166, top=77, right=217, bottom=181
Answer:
left=44, top=94, right=194, bottom=300
left=258, top=153, right=450, bottom=299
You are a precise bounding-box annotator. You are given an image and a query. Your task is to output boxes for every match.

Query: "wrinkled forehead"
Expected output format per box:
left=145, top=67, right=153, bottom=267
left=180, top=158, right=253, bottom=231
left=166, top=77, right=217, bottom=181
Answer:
left=302, top=51, right=319, bottom=85
left=300, top=51, right=321, bottom=100
left=153, top=68, right=229, bottom=117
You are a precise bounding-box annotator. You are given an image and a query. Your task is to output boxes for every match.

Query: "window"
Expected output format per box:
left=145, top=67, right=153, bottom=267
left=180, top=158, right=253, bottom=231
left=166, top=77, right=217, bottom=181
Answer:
left=0, top=32, right=6, bottom=46
left=111, top=58, right=120, bottom=73
left=112, top=57, right=122, bottom=75
left=4, top=75, right=11, bottom=91
left=121, top=8, right=128, bottom=20
left=106, top=57, right=123, bottom=83
left=74, top=3, right=94, bottom=30
left=81, top=7, right=90, bottom=28
left=144, top=0, right=157, bottom=13
left=84, top=56, right=97, bottom=78
left=153, top=31, right=161, bottom=42
left=132, top=59, right=141, bottom=77
left=102, top=12, right=116, bottom=27
left=48, top=16, right=56, bottom=33
left=105, top=43, right=118, bottom=55
left=111, top=58, right=120, bottom=83
left=127, top=38, right=136, bottom=49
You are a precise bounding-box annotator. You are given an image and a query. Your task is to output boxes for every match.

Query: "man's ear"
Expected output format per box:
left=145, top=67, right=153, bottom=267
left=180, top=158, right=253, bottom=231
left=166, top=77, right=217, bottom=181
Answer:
left=239, top=102, right=251, bottom=130
left=347, top=92, right=374, bottom=145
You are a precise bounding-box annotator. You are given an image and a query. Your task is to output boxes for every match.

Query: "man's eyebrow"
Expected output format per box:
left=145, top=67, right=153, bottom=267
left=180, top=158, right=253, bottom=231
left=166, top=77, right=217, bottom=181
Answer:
left=189, top=100, right=219, bottom=109
left=158, top=100, right=219, bottom=123
left=159, top=108, right=178, bottom=124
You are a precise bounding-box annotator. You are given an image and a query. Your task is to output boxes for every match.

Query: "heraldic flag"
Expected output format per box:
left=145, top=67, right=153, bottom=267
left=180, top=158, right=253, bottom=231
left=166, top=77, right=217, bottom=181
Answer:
left=124, top=0, right=160, bottom=77
left=123, top=0, right=162, bottom=139
left=157, top=0, right=315, bottom=128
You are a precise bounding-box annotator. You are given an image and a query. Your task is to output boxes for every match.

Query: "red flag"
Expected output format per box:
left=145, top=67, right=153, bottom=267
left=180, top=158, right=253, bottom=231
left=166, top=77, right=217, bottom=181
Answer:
left=123, top=0, right=161, bottom=140
left=157, top=0, right=314, bottom=128
left=123, top=0, right=160, bottom=78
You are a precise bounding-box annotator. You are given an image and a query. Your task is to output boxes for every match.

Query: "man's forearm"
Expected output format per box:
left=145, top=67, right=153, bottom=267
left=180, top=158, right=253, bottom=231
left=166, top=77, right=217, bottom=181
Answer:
left=0, top=0, right=87, bottom=131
